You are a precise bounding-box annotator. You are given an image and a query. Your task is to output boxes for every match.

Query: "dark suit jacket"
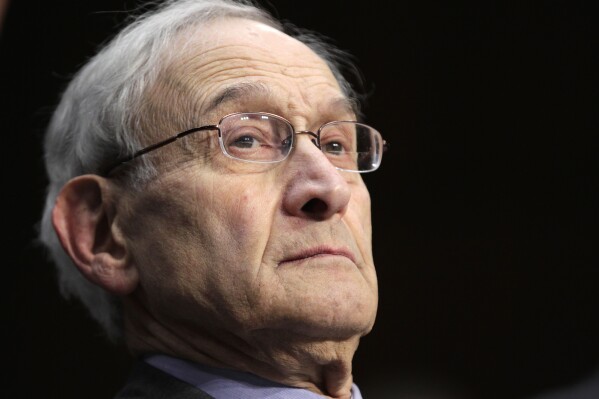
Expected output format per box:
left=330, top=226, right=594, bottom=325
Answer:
left=114, top=361, right=215, bottom=399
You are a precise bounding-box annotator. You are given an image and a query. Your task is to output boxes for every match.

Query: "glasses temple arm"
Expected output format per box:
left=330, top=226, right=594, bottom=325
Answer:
left=101, top=125, right=218, bottom=176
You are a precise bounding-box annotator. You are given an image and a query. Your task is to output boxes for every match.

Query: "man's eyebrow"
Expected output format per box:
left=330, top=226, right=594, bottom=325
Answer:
left=328, top=97, right=359, bottom=118
left=205, top=82, right=271, bottom=114
left=204, top=81, right=358, bottom=118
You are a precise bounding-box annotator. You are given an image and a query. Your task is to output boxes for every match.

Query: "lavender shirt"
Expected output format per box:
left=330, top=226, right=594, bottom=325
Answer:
left=145, top=354, right=363, bottom=399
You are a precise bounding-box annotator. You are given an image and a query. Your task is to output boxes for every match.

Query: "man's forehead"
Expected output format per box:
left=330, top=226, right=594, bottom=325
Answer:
left=157, top=18, right=349, bottom=123
left=204, top=82, right=356, bottom=118
left=178, top=17, right=311, bottom=62
left=191, top=17, right=293, bottom=50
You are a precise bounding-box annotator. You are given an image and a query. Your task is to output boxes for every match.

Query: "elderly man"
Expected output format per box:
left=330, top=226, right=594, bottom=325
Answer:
left=40, top=0, right=385, bottom=398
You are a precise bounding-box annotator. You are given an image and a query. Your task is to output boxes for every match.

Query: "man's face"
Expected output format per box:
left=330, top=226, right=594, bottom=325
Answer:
left=121, top=18, right=378, bottom=342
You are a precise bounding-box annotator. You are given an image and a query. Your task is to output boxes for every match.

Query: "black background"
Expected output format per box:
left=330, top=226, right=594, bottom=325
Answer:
left=2, top=1, right=598, bottom=398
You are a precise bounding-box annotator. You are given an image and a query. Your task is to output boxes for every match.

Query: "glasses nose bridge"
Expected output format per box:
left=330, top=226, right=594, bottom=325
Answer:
left=295, top=130, right=321, bottom=149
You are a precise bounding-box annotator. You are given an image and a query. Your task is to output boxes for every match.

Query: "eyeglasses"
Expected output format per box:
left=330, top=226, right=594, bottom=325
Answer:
left=102, top=112, right=387, bottom=176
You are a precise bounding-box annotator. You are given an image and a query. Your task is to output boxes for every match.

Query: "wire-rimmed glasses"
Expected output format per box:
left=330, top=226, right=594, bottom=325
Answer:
left=102, top=112, right=387, bottom=176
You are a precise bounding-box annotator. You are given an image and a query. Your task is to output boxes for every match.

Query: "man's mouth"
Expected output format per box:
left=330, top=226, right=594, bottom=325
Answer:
left=279, top=245, right=355, bottom=266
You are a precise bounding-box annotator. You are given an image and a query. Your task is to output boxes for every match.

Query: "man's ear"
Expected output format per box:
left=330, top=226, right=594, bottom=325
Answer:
left=52, top=175, right=138, bottom=295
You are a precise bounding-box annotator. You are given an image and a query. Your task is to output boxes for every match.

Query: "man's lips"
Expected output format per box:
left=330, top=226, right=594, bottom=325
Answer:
left=278, top=246, right=356, bottom=266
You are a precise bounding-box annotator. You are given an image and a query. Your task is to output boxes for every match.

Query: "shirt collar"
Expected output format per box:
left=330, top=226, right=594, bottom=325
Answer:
left=145, top=354, right=363, bottom=399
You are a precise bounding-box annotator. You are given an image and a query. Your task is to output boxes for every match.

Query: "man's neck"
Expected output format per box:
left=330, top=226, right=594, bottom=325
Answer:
left=123, top=299, right=360, bottom=398
left=144, top=353, right=362, bottom=399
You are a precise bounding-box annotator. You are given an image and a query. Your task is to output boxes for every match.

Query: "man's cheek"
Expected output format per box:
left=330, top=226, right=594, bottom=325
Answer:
left=223, top=185, right=273, bottom=234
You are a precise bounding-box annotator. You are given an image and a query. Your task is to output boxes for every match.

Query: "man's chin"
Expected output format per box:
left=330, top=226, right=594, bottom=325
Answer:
left=255, top=309, right=377, bottom=342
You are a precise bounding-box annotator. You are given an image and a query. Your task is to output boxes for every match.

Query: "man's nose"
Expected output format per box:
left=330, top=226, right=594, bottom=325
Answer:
left=281, top=135, right=351, bottom=221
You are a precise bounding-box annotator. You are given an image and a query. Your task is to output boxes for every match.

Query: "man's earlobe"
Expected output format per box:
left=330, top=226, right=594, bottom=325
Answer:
left=52, top=175, right=138, bottom=295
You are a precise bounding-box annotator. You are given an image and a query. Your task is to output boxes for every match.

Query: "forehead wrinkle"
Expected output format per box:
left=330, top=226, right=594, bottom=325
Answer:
left=204, top=81, right=272, bottom=114
left=280, top=78, right=353, bottom=123
left=164, top=27, right=348, bottom=125
left=179, top=43, right=325, bottom=77
left=328, top=97, right=359, bottom=119
left=170, top=57, right=329, bottom=120
left=149, top=67, right=349, bottom=135
left=173, top=37, right=336, bottom=83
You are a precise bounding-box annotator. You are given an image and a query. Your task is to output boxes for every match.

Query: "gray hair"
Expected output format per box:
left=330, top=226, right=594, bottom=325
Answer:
left=39, top=0, right=361, bottom=340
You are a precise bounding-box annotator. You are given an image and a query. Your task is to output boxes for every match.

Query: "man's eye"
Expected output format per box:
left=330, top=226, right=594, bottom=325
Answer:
left=323, top=141, right=345, bottom=154
left=230, top=135, right=259, bottom=148
left=281, top=136, right=292, bottom=148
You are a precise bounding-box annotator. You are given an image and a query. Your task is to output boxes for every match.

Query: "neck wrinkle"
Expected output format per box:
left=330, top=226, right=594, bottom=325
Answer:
left=123, top=295, right=360, bottom=398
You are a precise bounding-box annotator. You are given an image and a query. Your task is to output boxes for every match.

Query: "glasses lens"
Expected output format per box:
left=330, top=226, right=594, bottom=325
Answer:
left=220, top=113, right=293, bottom=163
left=319, top=122, right=383, bottom=172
